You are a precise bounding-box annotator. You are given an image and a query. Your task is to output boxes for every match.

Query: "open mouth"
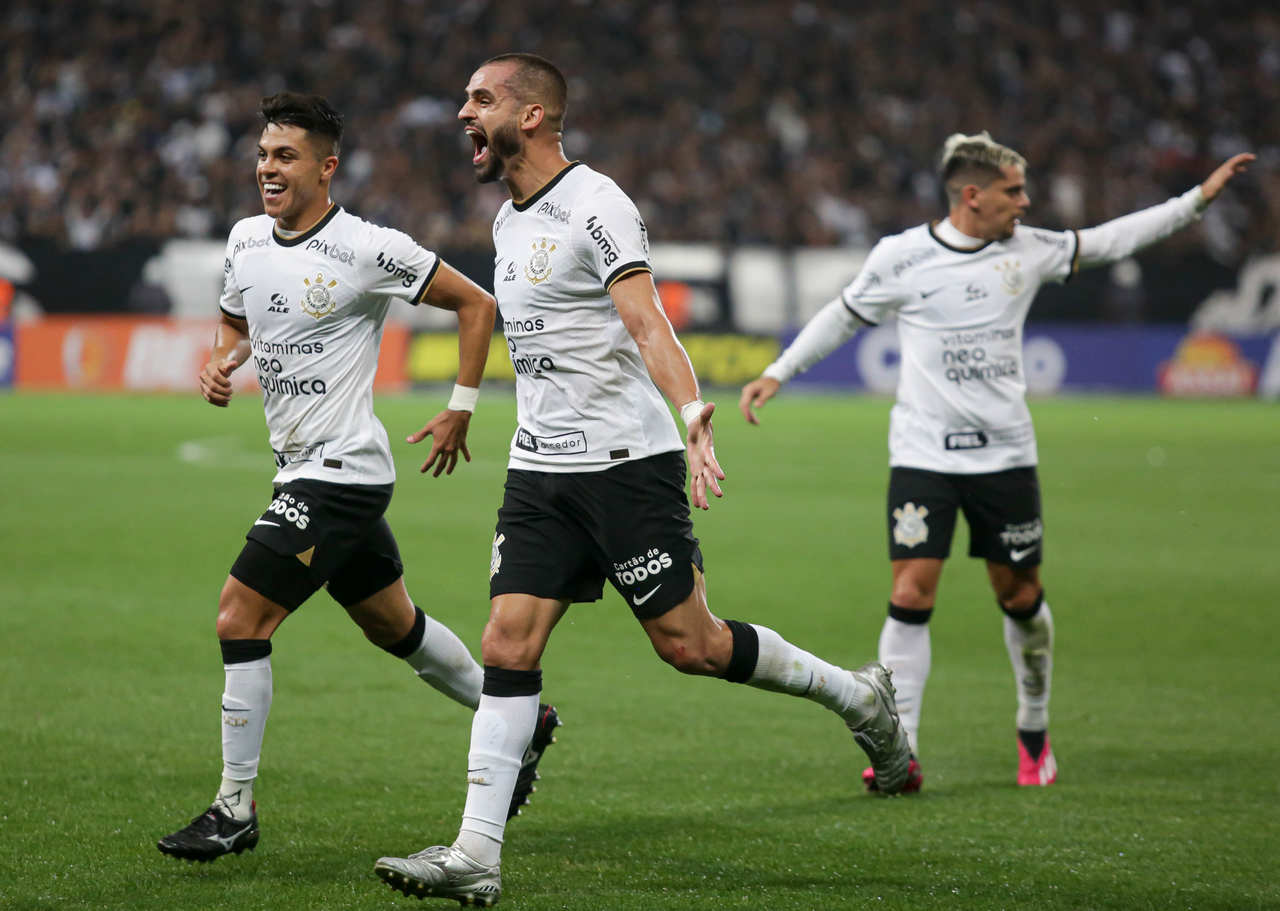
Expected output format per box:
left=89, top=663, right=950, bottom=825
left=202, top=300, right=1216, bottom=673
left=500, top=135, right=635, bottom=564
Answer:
left=465, top=126, right=488, bottom=165
left=262, top=182, right=286, bottom=200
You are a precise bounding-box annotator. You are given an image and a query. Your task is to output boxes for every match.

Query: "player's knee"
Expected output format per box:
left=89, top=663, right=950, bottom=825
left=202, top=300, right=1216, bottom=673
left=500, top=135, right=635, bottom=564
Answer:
left=479, top=622, right=540, bottom=670
left=649, top=628, right=728, bottom=676
left=889, top=582, right=936, bottom=611
left=996, top=583, right=1042, bottom=614
left=216, top=577, right=282, bottom=639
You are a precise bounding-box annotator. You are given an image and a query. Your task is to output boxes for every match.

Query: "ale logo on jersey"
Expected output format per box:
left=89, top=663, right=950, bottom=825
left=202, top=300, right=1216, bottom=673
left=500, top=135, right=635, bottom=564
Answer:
left=995, top=259, right=1024, bottom=295
left=525, top=238, right=556, bottom=285
left=892, top=502, right=929, bottom=548
left=300, top=273, right=339, bottom=319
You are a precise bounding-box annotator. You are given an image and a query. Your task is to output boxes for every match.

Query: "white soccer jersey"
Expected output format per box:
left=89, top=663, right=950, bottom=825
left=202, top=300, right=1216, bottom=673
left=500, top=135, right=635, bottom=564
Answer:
left=490, top=162, right=683, bottom=471
left=219, top=205, right=440, bottom=484
left=843, top=221, right=1080, bottom=473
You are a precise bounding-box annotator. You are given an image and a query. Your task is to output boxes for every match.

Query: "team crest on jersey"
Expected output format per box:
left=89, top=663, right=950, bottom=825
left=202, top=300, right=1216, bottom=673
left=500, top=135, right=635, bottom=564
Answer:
left=300, top=273, right=338, bottom=319
left=994, top=259, right=1024, bottom=295
left=892, top=502, right=930, bottom=548
left=525, top=238, right=556, bottom=285
left=489, top=533, right=505, bottom=578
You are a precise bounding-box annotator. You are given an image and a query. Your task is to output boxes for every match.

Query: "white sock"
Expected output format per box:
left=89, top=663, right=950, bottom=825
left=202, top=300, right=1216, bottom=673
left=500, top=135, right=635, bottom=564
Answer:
left=403, top=613, right=484, bottom=710
left=218, top=656, right=271, bottom=821
left=746, top=624, right=867, bottom=720
left=455, top=693, right=539, bottom=866
left=1004, top=600, right=1054, bottom=731
left=878, top=616, right=931, bottom=755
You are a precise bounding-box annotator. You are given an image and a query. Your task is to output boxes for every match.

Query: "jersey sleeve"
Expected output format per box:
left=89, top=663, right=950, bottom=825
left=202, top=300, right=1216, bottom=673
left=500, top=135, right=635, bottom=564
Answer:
left=363, top=224, right=441, bottom=305
left=575, top=187, right=652, bottom=291
left=1021, top=227, right=1081, bottom=285
left=219, top=233, right=246, bottom=319
left=838, top=238, right=907, bottom=325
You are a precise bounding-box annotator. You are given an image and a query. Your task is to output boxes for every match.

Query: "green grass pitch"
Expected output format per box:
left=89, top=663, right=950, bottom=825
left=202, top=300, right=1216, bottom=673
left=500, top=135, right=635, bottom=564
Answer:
left=1, top=390, right=1277, bottom=910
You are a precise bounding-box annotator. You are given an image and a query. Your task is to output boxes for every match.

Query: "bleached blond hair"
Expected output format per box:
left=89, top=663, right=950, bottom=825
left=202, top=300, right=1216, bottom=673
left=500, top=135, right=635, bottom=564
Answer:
left=939, top=131, right=1026, bottom=204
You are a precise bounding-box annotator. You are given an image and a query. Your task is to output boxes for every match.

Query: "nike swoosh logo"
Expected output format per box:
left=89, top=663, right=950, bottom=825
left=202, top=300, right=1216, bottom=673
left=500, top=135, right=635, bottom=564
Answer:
left=221, top=705, right=248, bottom=713
left=253, top=519, right=280, bottom=527
left=1009, top=543, right=1040, bottom=561
left=633, top=585, right=662, bottom=606
left=239, top=285, right=254, bottom=295
left=920, top=286, right=946, bottom=298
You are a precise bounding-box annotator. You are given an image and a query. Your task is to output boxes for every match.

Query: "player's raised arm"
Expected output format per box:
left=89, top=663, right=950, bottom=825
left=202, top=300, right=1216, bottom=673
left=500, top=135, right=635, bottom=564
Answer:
left=1076, top=152, right=1255, bottom=269
left=198, top=312, right=250, bottom=407
left=610, top=271, right=724, bottom=510
left=408, top=262, right=498, bottom=476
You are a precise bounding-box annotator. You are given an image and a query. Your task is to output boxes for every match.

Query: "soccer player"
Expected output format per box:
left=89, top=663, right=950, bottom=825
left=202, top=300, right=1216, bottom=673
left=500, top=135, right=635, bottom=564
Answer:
left=371, top=54, right=912, bottom=907
left=740, top=132, right=1255, bottom=791
left=157, top=92, right=560, bottom=863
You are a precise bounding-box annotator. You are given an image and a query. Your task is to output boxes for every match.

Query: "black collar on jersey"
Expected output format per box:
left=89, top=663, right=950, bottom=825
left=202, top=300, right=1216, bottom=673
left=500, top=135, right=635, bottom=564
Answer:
left=512, top=162, right=583, bottom=212
left=927, top=219, right=995, bottom=254
left=273, top=204, right=340, bottom=247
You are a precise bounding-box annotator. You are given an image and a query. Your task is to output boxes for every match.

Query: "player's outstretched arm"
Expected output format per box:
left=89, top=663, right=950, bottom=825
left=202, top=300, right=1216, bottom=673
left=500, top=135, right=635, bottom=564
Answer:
left=409, top=262, right=498, bottom=476
left=611, top=271, right=725, bottom=510
left=198, top=313, right=250, bottom=407
left=1200, top=153, right=1255, bottom=203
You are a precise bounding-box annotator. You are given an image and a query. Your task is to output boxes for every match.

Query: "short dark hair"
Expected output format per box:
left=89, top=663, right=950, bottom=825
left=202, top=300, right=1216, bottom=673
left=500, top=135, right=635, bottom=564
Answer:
left=482, top=53, right=568, bottom=131
left=259, top=92, right=343, bottom=157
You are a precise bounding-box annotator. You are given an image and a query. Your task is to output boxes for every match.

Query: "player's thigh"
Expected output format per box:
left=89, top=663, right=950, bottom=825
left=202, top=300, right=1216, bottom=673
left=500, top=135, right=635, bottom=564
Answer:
left=489, top=469, right=604, bottom=605
left=887, top=467, right=960, bottom=561
left=959, top=467, right=1044, bottom=567
left=217, top=567, right=292, bottom=639
left=565, top=452, right=703, bottom=621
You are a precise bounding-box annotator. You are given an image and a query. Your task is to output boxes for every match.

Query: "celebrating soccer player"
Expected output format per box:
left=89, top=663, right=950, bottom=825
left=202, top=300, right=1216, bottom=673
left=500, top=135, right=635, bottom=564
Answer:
left=157, top=92, right=560, bottom=863
left=371, top=54, right=913, bottom=907
left=740, top=131, right=1254, bottom=791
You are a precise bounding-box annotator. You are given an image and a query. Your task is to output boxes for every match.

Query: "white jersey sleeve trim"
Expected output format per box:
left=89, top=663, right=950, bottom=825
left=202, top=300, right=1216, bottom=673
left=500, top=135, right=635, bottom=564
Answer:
left=1075, top=186, right=1205, bottom=269
left=764, top=296, right=864, bottom=383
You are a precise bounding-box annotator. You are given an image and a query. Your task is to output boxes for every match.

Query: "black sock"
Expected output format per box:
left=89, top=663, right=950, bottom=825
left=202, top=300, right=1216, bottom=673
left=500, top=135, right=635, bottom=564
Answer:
left=1018, top=728, right=1046, bottom=760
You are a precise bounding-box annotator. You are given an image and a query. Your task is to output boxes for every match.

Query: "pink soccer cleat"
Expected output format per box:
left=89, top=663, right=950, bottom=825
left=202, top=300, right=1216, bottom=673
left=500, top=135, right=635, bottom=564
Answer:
left=1017, top=736, right=1058, bottom=786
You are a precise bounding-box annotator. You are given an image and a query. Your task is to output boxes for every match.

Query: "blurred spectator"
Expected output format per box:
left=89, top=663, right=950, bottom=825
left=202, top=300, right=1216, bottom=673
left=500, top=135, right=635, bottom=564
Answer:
left=1, top=0, right=1275, bottom=265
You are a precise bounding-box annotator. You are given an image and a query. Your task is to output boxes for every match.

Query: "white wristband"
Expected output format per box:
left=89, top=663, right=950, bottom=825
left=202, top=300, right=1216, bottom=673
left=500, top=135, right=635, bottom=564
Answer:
left=447, top=384, right=479, bottom=412
left=679, top=400, right=705, bottom=427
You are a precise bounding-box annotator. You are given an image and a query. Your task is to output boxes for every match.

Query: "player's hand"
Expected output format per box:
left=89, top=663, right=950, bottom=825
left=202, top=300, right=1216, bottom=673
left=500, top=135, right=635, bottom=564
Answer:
left=408, top=408, right=472, bottom=477
left=1201, top=152, right=1255, bottom=203
left=198, top=356, right=239, bottom=407
left=738, top=376, right=781, bottom=425
left=684, top=401, right=725, bottom=510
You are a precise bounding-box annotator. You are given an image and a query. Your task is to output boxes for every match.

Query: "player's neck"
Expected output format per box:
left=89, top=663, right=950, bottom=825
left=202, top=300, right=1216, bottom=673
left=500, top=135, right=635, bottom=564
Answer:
left=275, top=199, right=334, bottom=236
left=504, top=145, right=572, bottom=205
left=941, top=211, right=989, bottom=247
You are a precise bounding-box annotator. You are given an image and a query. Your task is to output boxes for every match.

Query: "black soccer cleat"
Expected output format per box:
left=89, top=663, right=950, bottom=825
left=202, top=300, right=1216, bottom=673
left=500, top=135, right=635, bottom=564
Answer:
left=507, top=703, right=560, bottom=820
left=157, top=801, right=260, bottom=862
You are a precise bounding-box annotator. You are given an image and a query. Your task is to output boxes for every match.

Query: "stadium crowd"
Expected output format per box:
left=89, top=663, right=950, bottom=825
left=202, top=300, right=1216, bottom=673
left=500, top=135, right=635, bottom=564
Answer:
left=2, top=0, right=1277, bottom=262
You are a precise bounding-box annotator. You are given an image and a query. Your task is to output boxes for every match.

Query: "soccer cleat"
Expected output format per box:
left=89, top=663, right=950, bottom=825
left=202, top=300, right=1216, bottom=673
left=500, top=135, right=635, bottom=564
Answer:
left=862, top=756, right=923, bottom=793
left=375, top=845, right=501, bottom=907
left=507, top=703, right=560, bottom=820
left=157, top=801, right=259, bottom=862
left=845, top=662, right=913, bottom=795
left=1017, top=736, right=1058, bottom=786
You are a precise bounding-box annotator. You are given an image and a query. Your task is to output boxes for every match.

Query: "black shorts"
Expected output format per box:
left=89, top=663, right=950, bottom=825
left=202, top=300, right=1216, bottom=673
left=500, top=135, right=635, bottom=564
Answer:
left=489, top=451, right=703, bottom=619
left=229, top=478, right=404, bottom=610
left=887, top=466, right=1044, bottom=566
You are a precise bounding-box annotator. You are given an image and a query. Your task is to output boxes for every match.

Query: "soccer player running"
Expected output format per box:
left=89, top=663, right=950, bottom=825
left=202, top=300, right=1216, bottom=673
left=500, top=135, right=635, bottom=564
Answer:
left=372, top=54, right=912, bottom=907
left=157, top=92, right=560, bottom=863
left=740, top=132, right=1254, bottom=791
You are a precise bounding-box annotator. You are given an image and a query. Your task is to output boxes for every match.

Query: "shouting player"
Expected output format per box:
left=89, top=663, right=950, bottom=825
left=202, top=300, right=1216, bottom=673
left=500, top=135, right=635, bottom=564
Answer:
left=371, top=54, right=912, bottom=907
left=158, top=92, right=559, bottom=863
left=740, top=131, right=1254, bottom=791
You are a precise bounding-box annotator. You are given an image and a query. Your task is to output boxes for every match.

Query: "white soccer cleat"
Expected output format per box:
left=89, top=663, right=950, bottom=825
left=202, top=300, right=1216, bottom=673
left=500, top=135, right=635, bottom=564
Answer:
left=845, top=662, right=914, bottom=795
left=375, top=844, right=501, bottom=907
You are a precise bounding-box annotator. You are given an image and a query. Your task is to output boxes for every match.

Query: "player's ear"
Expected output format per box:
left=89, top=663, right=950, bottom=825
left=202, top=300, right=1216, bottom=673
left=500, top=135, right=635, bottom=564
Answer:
left=962, top=183, right=982, bottom=209
left=521, top=103, right=545, bottom=133
left=320, top=155, right=339, bottom=181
